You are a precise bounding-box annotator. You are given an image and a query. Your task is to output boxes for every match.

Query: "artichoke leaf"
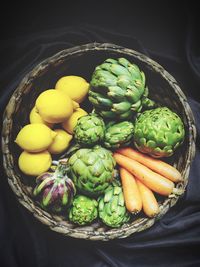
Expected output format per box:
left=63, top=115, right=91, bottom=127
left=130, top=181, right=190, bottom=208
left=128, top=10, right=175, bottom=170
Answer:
left=117, top=75, right=132, bottom=89
left=111, top=64, right=131, bottom=77
left=118, top=57, right=130, bottom=68
left=113, top=186, right=121, bottom=195
left=98, top=110, right=116, bottom=119
left=108, top=86, right=126, bottom=102
left=118, top=192, right=125, bottom=207
left=89, top=91, right=113, bottom=108
left=98, top=199, right=104, bottom=211
left=42, top=186, right=55, bottom=207
left=104, top=190, right=113, bottom=203
left=110, top=196, right=119, bottom=212
left=112, top=102, right=132, bottom=114
left=119, top=110, right=133, bottom=120
left=125, top=86, right=144, bottom=103
left=33, top=175, right=52, bottom=196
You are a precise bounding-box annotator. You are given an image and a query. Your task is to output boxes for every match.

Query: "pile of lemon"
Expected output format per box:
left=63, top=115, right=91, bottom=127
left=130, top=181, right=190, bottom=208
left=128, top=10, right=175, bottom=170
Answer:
left=15, top=76, right=89, bottom=176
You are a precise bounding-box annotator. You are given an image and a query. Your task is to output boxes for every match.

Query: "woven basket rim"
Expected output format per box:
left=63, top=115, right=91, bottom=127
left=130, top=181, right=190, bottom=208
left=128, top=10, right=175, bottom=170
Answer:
left=1, top=42, right=197, bottom=241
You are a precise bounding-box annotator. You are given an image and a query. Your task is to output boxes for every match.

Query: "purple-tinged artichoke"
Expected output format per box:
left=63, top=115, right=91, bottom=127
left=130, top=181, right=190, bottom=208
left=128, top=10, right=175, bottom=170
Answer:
left=33, top=159, right=76, bottom=213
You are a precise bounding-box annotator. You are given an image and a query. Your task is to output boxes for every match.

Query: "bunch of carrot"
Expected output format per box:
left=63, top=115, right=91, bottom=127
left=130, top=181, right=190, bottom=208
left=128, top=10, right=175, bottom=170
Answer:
left=113, top=147, right=182, bottom=218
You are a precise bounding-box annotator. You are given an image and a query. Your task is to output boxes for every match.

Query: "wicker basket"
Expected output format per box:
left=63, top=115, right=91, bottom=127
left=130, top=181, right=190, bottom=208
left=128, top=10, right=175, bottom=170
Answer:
left=2, top=43, right=196, bottom=241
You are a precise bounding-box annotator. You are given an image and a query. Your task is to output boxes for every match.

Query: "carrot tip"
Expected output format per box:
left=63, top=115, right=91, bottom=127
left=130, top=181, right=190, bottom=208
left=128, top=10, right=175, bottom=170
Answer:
left=148, top=212, right=159, bottom=218
left=130, top=210, right=140, bottom=215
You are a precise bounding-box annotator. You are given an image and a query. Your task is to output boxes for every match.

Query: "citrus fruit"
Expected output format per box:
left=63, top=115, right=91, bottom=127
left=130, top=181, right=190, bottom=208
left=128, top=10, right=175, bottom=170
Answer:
left=15, top=123, right=57, bottom=152
left=35, top=89, right=73, bottom=123
left=29, top=106, right=54, bottom=128
left=18, top=150, right=52, bottom=176
left=72, top=100, right=80, bottom=110
left=48, top=129, right=73, bottom=154
left=55, top=75, right=89, bottom=103
left=62, top=108, right=88, bottom=134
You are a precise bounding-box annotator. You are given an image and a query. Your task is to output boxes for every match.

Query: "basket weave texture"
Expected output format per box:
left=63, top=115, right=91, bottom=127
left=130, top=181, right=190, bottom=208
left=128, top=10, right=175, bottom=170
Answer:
left=2, top=43, right=196, bottom=241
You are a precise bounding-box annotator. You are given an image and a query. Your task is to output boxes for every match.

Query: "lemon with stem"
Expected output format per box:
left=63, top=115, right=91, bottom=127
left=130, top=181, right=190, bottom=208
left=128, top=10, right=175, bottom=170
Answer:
left=55, top=76, right=89, bottom=103
left=48, top=129, right=73, bottom=154
left=36, top=89, right=73, bottom=123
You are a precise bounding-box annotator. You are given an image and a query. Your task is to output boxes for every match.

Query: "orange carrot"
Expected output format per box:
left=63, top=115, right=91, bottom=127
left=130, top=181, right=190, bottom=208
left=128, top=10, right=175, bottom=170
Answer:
left=136, top=179, right=159, bottom=218
left=117, top=147, right=182, bottom=183
left=113, top=153, right=175, bottom=196
left=120, top=168, right=142, bottom=214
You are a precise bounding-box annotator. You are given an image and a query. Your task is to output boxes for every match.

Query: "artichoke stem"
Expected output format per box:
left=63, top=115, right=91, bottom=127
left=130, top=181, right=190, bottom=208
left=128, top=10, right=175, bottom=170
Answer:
left=142, top=97, right=157, bottom=109
left=54, top=160, right=69, bottom=178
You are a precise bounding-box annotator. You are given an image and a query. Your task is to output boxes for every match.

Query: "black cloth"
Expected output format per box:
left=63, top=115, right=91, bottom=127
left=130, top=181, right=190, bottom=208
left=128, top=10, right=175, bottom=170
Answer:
left=1, top=2, right=200, bottom=267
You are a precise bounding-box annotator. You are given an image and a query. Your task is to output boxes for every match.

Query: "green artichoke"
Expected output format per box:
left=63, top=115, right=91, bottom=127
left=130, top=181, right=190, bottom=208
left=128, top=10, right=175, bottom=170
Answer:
left=89, top=58, right=155, bottom=120
left=104, top=121, right=134, bottom=149
left=134, top=107, right=185, bottom=158
left=69, top=195, right=98, bottom=225
left=74, top=113, right=105, bottom=146
left=98, top=182, right=130, bottom=228
left=68, top=145, right=116, bottom=197
left=33, top=159, right=76, bottom=213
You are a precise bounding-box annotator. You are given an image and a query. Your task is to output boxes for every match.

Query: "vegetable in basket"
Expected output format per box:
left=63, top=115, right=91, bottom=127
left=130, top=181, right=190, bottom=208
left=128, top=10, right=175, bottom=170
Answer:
left=74, top=113, right=105, bottom=146
left=33, top=159, right=76, bottom=213
left=119, top=167, right=142, bottom=214
left=120, top=167, right=159, bottom=217
left=68, top=145, right=116, bottom=197
left=136, top=179, right=159, bottom=218
left=98, top=181, right=130, bottom=228
left=104, top=121, right=134, bottom=149
left=113, top=152, right=176, bottom=196
left=69, top=195, right=98, bottom=225
left=89, top=58, right=155, bottom=120
left=133, top=107, right=185, bottom=158
left=117, top=147, right=182, bottom=182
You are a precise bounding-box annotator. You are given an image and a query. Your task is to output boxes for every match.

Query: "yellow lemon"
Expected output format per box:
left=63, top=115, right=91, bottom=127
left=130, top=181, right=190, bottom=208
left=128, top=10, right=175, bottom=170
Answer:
left=48, top=129, right=72, bottom=154
left=29, top=106, right=54, bottom=128
left=62, top=108, right=88, bottom=134
left=35, top=89, right=73, bottom=123
left=72, top=100, right=80, bottom=110
left=18, top=150, right=52, bottom=176
left=55, top=75, right=89, bottom=103
left=15, top=123, right=57, bottom=152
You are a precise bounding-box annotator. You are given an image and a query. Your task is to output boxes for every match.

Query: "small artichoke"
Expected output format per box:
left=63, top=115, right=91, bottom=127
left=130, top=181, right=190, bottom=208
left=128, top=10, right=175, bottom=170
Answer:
left=33, top=159, right=76, bottom=213
left=69, top=195, right=98, bottom=225
left=68, top=145, right=116, bottom=197
left=134, top=107, right=185, bottom=158
left=74, top=113, right=105, bottom=146
left=104, top=121, right=134, bottom=149
left=98, top=182, right=130, bottom=228
left=89, top=58, right=155, bottom=120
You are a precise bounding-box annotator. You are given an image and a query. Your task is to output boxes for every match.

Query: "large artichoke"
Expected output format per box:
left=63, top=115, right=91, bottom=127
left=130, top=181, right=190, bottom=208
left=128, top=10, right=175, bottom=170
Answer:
left=74, top=113, right=105, bottom=146
left=104, top=121, right=134, bottom=149
left=69, top=195, right=98, bottom=225
left=68, top=145, right=116, bottom=197
left=33, top=159, right=76, bottom=213
left=98, top=182, right=130, bottom=228
left=89, top=58, right=155, bottom=120
left=134, top=107, right=185, bottom=158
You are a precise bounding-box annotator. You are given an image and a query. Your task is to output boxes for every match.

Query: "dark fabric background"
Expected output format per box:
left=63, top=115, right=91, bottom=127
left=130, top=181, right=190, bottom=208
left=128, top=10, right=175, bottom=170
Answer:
left=1, top=1, right=200, bottom=266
